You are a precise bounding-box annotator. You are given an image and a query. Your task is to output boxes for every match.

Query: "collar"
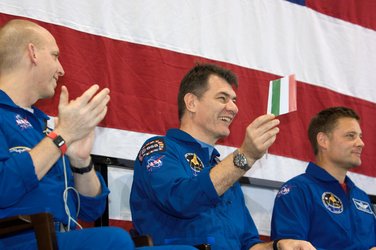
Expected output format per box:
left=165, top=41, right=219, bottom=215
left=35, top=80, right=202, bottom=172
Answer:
left=0, top=89, right=50, bottom=121
left=306, top=162, right=356, bottom=189
left=166, top=128, right=220, bottom=159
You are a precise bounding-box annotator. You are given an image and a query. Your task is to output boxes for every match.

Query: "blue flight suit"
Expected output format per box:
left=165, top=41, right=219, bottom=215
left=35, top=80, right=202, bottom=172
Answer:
left=0, top=90, right=133, bottom=249
left=130, top=128, right=262, bottom=250
left=271, top=162, right=376, bottom=250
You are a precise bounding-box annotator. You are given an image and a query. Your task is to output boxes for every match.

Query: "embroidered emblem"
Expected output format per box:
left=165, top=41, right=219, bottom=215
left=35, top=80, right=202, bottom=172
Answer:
left=322, top=192, right=343, bottom=214
left=185, top=153, right=204, bottom=176
left=146, top=155, right=165, bottom=172
left=15, top=114, right=32, bottom=129
left=138, top=139, right=165, bottom=162
left=277, top=185, right=292, bottom=197
left=353, top=198, right=374, bottom=215
left=9, top=146, right=31, bottom=154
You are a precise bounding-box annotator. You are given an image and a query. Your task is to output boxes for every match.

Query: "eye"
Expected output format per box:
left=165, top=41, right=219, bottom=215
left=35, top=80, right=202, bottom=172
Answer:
left=218, top=96, right=227, bottom=103
left=345, top=133, right=356, bottom=139
left=52, top=52, right=59, bottom=59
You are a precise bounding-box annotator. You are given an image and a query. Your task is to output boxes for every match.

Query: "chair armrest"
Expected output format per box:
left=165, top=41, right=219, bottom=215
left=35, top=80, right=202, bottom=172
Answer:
left=132, top=234, right=154, bottom=247
left=194, top=244, right=211, bottom=250
left=0, top=212, right=58, bottom=250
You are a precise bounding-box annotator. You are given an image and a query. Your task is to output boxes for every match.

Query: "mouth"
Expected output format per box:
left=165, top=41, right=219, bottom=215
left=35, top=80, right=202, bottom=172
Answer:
left=352, top=151, right=362, bottom=157
left=219, top=116, right=233, bottom=124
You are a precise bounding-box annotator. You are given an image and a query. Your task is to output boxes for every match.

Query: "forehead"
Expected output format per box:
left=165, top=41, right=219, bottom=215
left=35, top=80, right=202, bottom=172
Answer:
left=205, top=74, right=236, bottom=97
left=36, top=27, right=59, bottom=50
left=332, top=117, right=361, bottom=133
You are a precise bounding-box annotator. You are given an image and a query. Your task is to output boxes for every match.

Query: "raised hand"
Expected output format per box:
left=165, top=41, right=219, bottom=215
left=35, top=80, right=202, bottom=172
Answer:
left=54, top=84, right=110, bottom=146
left=240, top=114, right=280, bottom=162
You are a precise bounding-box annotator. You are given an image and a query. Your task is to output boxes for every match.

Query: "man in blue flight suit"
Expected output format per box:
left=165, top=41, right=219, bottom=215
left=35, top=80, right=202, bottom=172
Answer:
left=0, top=19, right=195, bottom=250
left=130, top=63, right=315, bottom=250
left=271, top=106, right=376, bottom=250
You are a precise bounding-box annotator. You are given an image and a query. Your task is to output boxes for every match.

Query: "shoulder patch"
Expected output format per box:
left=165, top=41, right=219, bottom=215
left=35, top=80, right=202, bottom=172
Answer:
left=138, top=138, right=165, bottom=162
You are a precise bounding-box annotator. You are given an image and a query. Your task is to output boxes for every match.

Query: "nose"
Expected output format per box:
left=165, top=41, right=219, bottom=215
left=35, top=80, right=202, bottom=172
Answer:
left=356, top=136, right=365, bottom=147
left=226, top=99, right=239, bottom=115
left=57, top=60, right=65, bottom=76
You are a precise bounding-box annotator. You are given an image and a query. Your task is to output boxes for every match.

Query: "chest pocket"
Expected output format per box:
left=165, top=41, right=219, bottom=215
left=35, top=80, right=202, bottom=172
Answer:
left=351, top=198, right=375, bottom=238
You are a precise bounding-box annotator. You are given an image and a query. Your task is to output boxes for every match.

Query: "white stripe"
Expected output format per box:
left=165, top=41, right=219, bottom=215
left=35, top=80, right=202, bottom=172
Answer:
left=0, top=0, right=375, bottom=104
left=267, top=81, right=273, bottom=114
left=279, top=76, right=290, bottom=114
left=93, top=127, right=376, bottom=195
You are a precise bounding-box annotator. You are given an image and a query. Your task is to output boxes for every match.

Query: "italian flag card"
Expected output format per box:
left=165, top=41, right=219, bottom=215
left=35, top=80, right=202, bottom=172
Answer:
left=267, top=74, right=297, bottom=116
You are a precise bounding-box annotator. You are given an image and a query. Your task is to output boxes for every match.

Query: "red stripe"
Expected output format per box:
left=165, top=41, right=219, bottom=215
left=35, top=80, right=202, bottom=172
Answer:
left=1, top=13, right=375, bottom=178
left=306, top=0, right=376, bottom=31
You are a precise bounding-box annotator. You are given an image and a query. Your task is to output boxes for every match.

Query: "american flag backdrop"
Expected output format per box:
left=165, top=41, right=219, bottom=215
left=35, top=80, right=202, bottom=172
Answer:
left=1, top=0, right=375, bottom=235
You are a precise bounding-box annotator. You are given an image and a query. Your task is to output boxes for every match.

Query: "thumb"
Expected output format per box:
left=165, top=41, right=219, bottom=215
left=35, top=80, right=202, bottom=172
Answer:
left=54, top=116, right=59, bottom=127
left=59, top=85, right=69, bottom=108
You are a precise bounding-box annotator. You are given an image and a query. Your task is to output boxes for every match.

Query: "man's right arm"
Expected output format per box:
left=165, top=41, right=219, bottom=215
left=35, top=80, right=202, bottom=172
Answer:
left=30, top=84, right=109, bottom=180
left=210, top=114, right=279, bottom=196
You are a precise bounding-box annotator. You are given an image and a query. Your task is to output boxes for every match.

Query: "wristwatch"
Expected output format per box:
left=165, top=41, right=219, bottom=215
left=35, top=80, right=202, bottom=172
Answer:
left=46, top=131, right=67, bottom=155
left=233, top=149, right=251, bottom=171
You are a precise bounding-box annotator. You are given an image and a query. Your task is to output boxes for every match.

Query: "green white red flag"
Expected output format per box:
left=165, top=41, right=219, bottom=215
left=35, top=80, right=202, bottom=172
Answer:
left=267, top=74, right=297, bottom=116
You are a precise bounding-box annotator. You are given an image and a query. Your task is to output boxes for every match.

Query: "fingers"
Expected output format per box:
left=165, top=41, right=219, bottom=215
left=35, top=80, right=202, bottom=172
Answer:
left=56, top=84, right=110, bottom=144
left=241, top=114, right=280, bottom=160
left=248, top=114, right=280, bottom=144
left=76, top=84, right=100, bottom=105
left=250, top=114, right=280, bottom=132
left=86, top=87, right=110, bottom=113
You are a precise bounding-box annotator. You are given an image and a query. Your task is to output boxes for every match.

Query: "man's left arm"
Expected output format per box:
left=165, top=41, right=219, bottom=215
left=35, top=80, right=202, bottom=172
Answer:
left=67, top=130, right=102, bottom=197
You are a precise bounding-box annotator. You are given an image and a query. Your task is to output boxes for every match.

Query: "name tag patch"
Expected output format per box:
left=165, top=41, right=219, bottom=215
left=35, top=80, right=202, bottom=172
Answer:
left=353, top=198, right=373, bottom=215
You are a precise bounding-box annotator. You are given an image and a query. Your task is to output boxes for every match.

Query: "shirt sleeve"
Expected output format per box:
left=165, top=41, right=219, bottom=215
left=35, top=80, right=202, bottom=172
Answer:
left=135, top=141, right=220, bottom=219
left=0, top=128, right=39, bottom=208
left=271, top=181, right=312, bottom=240
left=241, top=192, right=263, bottom=249
left=77, top=171, right=110, bottom=221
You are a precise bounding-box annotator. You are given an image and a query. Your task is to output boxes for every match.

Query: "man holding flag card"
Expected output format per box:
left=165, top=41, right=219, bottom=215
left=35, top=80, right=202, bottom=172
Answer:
left=130, top=63, right=315, bottom=250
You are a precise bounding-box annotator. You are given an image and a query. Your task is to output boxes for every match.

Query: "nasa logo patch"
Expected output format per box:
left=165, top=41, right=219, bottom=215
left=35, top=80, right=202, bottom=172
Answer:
left=277, top=185, right=293, bottom=197
left=15, top=114, right=32, bottom=130
left=146, top=155, right=165, bottom=172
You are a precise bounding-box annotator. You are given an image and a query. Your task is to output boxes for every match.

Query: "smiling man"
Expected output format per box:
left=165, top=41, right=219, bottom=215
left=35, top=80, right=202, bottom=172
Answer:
left=271, top=106, right=376, bottom=250
left=130, top=63, right=315, bottom=250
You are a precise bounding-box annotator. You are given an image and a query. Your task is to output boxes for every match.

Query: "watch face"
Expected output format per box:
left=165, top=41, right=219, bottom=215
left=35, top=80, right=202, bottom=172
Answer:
left=233, top=151, right=250, bottom=170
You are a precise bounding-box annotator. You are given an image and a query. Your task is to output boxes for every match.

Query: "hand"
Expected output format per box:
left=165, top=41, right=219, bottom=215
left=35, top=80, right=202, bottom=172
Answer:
left=54, top=84, right=109, bottom=145
left=240, top=114, right=279, bottom=162
left=277, top=239, right=316, bottom=250
left=66, top=130, right=95, bottom=167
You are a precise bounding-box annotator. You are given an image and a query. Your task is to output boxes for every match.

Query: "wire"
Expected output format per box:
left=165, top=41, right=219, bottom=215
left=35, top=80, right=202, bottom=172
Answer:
left=62, top=156, right=82, bottom=231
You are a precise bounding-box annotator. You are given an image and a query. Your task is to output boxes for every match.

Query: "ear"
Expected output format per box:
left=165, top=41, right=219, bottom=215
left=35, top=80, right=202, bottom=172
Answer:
left=27, top=43, right=38, bottom=64
left=317, top=132, right=329, bottom=150
left=184, top=93, right=198, bottom=113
